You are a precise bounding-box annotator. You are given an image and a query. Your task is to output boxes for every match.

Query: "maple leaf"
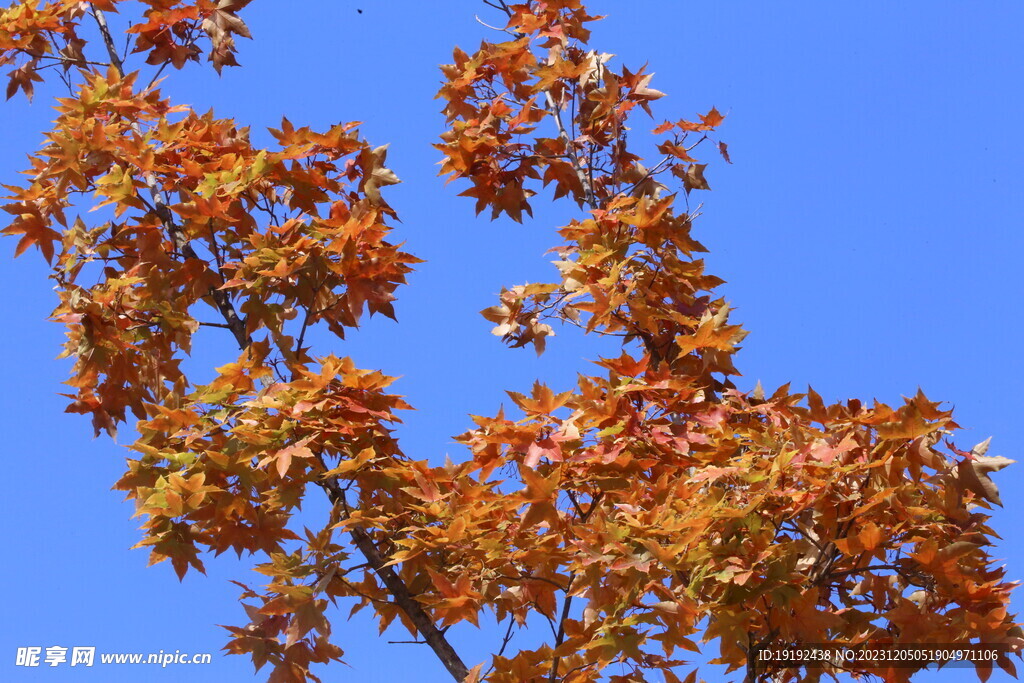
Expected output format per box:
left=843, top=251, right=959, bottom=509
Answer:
left=6, top=60, right=43, bottom=100
left=360, top=144, right=401, bottom=203
left=954, top=438, right=1015, bottom=506
left=699, top=107, right=724, bottom=128
left=677, top=163, right=710, bottom=193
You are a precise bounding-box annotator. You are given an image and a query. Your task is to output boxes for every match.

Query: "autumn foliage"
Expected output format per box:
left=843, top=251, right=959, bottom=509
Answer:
left=3, top=1, right=1021, bottom=682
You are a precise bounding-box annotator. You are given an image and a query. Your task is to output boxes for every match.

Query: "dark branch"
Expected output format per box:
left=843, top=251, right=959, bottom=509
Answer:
left=316, top=462, right=470, bottom=682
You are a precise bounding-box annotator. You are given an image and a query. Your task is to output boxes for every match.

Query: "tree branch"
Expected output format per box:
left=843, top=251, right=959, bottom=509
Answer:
left=544, top=90, right=597, bottom=210
left=317, top=471, right=470, bottom=682
left=91, top=8, right=251, bottom=351
left=547, top=491, right=601, bottom=681
left=826, top=564, right=904, bottom=580
left=548, top=572, right=576, bottom=683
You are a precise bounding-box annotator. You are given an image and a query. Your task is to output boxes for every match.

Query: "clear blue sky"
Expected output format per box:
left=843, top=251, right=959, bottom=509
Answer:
left=2, top=1, right=1022, bottom=682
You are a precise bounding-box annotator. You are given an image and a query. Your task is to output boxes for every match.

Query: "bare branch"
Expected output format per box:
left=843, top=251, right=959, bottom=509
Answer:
left=475, top=14, right=517, bottom=35
left=548, top=572, right=576, bottom=683
left=544, top=90, right=597, bottom=210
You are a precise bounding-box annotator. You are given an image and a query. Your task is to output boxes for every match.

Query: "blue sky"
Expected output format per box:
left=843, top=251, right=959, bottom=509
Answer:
left=2, top=1, right=1022, bottom=682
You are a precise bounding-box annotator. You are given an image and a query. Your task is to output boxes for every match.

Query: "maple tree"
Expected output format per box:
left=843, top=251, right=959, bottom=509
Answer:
left=2, top=1, right=1021, bottom=682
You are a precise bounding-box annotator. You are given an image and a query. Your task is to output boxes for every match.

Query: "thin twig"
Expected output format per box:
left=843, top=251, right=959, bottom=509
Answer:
left=146, top=59, right=169, bottom=91
left=547, top=492, right=602, bottom=681
left=474, top=14, right=517, bottom=35
left=826, top=564, right=904, bottom=580
left=548, top=572, right=576, bottom=683
left=482, top=619, right=517, bottom=679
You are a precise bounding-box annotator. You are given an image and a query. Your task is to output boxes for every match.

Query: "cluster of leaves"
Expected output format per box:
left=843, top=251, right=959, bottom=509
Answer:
left=3, top=64, right=413, bottom=433
left=1, top=0, right=252, bottom=100
left=3, top=1, right=1021, bottom=682
left=2, top=3, right=429, bottom=680
left=426, top=1, right=1023, bottom=681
